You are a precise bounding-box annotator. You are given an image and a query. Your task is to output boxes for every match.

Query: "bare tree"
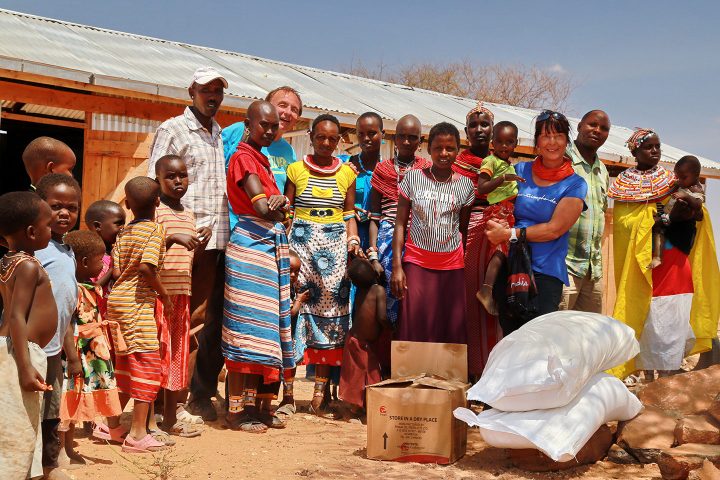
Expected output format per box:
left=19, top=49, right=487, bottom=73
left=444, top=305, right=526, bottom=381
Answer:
left=342, top=59, right=576, bottom=111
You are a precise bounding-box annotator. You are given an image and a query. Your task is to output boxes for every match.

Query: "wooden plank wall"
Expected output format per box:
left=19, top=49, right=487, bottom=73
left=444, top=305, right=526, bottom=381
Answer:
left=81, top=129, right=154, bottom=222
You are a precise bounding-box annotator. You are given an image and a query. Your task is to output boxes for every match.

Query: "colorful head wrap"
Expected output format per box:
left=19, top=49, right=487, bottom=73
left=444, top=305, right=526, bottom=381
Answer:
left=626, top=128, right=657, bottom=152
left=466, top=101, right=494, bottom=123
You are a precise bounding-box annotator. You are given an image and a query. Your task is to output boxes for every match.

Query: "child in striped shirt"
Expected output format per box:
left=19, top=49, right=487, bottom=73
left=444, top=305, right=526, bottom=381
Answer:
left=107, top=176, right=170, bottom=453
left=154, top=155, right=211, bottom=438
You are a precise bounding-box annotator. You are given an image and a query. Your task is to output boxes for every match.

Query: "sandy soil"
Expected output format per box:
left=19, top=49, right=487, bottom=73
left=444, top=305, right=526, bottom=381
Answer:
left=61, top=367, right=661, bottom=480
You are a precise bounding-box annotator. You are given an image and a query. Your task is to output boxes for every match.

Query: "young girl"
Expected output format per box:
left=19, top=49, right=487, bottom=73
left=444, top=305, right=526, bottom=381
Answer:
left=84, top=200, right=126, bottom=318
left=391, top=122, right=475, bottom=344
left=59, top=230, right=123, bottom=463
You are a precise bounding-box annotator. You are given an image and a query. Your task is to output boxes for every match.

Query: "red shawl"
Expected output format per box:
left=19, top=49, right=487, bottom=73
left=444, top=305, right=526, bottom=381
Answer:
left=371, top=156, right=431, bottom=201
left=453, top=149, right=488, bottom=201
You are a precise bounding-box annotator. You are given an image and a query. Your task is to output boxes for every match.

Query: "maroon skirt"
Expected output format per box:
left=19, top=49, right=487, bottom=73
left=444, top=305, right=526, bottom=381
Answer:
left=397, top=262, right=467, bottom=345
left=338, top=333, right=382, bottom=408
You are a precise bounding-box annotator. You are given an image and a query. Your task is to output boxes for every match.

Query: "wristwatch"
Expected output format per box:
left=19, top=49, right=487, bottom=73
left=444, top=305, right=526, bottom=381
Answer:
left=509, top=228, right=518, bottom=243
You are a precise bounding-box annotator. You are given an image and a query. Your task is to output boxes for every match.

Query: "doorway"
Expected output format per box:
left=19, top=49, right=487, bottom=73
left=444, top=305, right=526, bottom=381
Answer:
left=0, top=118, right=84, bottom=195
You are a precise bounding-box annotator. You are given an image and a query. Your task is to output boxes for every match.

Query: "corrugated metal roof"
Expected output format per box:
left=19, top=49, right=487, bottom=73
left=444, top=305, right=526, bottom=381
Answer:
left=20, top=104, right=84, bottom=120
left=0, top=8, right=716, bottom=170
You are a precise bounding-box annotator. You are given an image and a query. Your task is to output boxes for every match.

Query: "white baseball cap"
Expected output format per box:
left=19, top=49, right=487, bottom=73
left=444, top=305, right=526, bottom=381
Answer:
left=190, top=67, right=228, bottom=88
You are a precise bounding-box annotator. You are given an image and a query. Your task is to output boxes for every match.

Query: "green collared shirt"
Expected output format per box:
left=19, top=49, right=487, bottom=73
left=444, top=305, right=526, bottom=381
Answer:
left=565, top=142, right=609, bottom=280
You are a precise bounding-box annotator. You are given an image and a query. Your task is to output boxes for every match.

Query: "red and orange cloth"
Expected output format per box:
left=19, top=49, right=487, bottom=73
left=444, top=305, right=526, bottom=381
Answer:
left=371, top=155, right=431, bottom=202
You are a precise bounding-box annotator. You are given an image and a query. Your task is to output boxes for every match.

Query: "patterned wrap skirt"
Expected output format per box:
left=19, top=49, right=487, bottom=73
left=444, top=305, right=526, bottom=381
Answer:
left=289, top=218, right=351, bottom=363
left=377, top=220, right=401, bottom=326
left=221, top=215, right=295, bottom=376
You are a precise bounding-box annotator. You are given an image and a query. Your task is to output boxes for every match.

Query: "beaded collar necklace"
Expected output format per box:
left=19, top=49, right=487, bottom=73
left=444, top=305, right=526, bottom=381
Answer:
left=303, top=155, right=342, bottom=175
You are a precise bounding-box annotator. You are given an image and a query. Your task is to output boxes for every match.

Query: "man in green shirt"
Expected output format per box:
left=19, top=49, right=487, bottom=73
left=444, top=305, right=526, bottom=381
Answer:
left=559, top=110, right=611, bottom=313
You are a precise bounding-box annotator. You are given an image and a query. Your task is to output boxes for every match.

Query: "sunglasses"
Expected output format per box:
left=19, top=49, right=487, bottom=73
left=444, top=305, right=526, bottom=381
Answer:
left=537, top=110, right=567, bottom=122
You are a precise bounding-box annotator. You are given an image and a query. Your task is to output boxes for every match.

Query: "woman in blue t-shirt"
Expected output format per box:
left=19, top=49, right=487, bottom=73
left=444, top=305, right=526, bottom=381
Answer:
left=486, top=111, right=587, bottom=317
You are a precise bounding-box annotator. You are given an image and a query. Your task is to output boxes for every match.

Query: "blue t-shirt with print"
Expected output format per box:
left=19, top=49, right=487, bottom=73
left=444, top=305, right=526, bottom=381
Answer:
left=513, top=161, right=588, bottom=285
left=222, top=122, right=296, bottom=229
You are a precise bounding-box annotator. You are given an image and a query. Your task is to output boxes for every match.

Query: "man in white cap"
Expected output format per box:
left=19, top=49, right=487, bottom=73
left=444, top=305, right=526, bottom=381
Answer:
left=148, top=66, right=229, bottom=422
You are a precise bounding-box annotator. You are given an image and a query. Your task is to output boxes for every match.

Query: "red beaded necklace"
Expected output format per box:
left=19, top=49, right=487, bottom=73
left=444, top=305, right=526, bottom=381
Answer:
left=303, top=155, right=342, bottom=175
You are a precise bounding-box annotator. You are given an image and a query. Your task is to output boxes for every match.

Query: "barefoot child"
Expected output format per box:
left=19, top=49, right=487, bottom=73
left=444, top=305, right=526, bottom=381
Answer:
left=59, top=231, right=123, bottom=464
left=474, top=121, right=525, bottom=315
left=339, top=257, right=389, bottom=415
left=0, top=192, right=55, bottom=479
left=107, top=176, right=171, bottom=453
left=35, top=174, right=81, bottom=480
left=154, top=154, right=211, bottom=438
left=648, top=155, right=705, bottom=270
left=84, top=200, right=126, bottom=317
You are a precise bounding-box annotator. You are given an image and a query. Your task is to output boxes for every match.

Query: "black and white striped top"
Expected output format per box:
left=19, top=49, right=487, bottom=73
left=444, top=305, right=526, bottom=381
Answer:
left=399, top=170, right=475, bottom=253
left=294, top=176, right=345, bottom=211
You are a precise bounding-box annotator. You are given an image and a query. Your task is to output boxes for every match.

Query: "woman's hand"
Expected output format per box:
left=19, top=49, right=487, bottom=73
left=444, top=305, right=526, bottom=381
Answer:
left=267, top=195, right=288, bottom=211
left=486, top=220, right=511, bottom=245
left=355, top=207, right=369, bottom=223
left=391, top=266, right=407, bottom=300
left=347, top=242, right=364, bottom=257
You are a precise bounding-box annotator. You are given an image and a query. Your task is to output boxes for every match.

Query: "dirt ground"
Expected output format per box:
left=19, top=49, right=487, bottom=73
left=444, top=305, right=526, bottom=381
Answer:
left=62, top=367, right=661, bottom=480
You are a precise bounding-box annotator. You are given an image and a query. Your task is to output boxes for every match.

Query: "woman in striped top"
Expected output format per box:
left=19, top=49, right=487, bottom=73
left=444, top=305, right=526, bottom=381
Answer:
left=285, top=114, right=359, bottom=416
left=391, top=122, right=475, bottom=344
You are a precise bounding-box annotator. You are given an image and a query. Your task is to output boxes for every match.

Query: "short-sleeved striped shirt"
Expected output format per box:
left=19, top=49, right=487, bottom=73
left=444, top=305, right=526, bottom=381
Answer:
left=108, top=220, right=166, bottom=354
left=148, top=107, right=228, bottom=250
left=155, top=203, right=195, bottom=296
left=399, top=170, right=475, bottom=269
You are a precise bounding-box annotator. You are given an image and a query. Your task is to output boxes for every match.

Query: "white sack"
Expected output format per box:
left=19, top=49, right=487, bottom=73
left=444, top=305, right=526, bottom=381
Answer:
left=468, top=310, right=639, bottom=410
left=454, top=373, right=642, bottom=462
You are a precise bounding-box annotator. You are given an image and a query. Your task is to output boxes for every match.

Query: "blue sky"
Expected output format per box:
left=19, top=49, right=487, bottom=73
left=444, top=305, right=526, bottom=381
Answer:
left=1, top=0, right=718, bottom=160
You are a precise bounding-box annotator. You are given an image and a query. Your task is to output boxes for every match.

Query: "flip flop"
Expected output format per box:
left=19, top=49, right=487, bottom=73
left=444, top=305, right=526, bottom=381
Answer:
left=92, top=423, right=128, bottom=443
left=176, top=405, right=204, bottom=425
left=168, top=422, right=202, bottom=438
left=122, top=434, right=166, bottom=453
left=275, top=403, right=296, bottom=418
left=255, top=411, right=286, bottom=429
left=149, top=428, right=176, bottom=446
left=224, top=413, right=268, bottom=434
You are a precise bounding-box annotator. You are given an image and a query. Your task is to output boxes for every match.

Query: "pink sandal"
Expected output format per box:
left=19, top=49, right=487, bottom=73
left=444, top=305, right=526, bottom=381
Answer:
left=93, top=423, right=128, bottom=443
left=122, top=434, right=167, bottom=453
